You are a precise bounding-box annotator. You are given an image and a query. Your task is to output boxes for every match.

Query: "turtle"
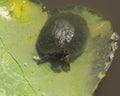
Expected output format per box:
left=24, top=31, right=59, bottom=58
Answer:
left=36, top=13, right=89, bottom=72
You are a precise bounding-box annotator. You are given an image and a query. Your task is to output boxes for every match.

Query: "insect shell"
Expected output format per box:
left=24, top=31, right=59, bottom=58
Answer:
left=36, top=13, right=89, bottom=72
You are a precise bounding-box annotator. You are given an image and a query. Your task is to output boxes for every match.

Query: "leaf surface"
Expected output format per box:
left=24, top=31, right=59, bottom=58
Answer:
left=0, top=1, right=116, bottom=96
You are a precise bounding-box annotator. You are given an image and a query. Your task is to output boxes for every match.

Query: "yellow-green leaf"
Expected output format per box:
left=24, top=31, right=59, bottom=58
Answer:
left=0, top=1, right=118, bottom=96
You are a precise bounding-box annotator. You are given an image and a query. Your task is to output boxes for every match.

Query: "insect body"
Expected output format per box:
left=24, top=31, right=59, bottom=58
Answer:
left=36, top=13, right=89, bottom=72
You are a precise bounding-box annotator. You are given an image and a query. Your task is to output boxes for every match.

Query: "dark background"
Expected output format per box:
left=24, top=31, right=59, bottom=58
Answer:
left=40, top=0, right=120, bottom=96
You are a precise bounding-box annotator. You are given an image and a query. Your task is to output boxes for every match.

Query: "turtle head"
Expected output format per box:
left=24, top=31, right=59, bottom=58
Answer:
left=54, top=50, right=70, bottom=72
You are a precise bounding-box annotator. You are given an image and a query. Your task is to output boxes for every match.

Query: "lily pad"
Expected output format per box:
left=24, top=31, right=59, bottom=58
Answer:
left=0, top=0, right=118, bottom=96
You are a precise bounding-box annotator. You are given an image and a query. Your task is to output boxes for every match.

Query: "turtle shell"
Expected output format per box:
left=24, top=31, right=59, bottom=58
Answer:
left=36, top=13, right=89, bottom=62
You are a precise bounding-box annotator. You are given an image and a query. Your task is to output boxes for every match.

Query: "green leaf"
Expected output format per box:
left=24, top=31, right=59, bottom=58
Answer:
left=0, top=1, right=117, bottom=96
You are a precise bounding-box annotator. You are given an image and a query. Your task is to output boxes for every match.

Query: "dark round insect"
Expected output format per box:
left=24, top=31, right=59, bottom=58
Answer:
left=36, top=13, right=89, bottom=72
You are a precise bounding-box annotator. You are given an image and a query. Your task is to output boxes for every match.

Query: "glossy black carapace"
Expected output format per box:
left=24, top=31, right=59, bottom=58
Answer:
left=36, top=13, right=89, bottom=72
